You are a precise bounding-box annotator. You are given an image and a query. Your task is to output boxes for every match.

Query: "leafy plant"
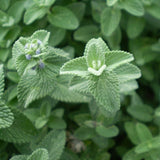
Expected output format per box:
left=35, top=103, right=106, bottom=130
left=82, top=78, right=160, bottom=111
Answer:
left=0, top=0, right=160, bottom=160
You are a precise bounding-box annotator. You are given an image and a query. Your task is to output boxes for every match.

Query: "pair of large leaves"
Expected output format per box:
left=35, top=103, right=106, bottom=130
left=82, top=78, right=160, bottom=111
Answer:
left=60, top=38, right=141, bottom=114
left=13, top=30, right=89, bottom=108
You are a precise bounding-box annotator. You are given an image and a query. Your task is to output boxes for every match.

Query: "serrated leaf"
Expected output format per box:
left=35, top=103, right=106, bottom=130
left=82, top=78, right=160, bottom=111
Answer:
left=105, top=51, right=134, bottom=70
left=89, top=71, right=120, bottom=113
left=24, top=4, right=48, bottom=25
left=127, top=16, right=145, bottom=39
left=10, top=155, right=28, bottom=160
left=18, top=66, right=56, bottom=108
left=136, top=123, right=152, bottom=143
left=113, top=63, right=141, bottom=83
left=135, top=136, right=160, bottom=154
left=0, top=103, right=14, bottom=129
left=0, top=64, right=4, bottom=99
left=96, top=125, right=119, bottom=138
left=101, top=8, right=121, bottom=36
left=0, top=109, right=37, bottom=143
left=48, top=6, right=79, bottom=30
left=120, top=80, right=138, bottom=93
left=51, top=75, right=90, bottom=103
left=60, top=57, right=88, bottom=77
left=31, top=30, right=50, bottom=44
left=27, top=148, right=49, bottom=160
left=37, top=130, right=66, bottom=160
left=119, top=0, right=144, bottom=16
left=69, top=76, right=90, bottom=94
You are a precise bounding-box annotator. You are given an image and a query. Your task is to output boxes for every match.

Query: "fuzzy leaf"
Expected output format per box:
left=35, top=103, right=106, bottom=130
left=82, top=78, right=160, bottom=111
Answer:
left=48, top=6, right=79, bottom=30
left=52, top=75, right=90, bottom=103
left=0, top=103, right=14, bottom=129
left=0, top=64, right=4, bottom=99
left=27, top=148, right=49, bottom=160
left=101, top=7, right=121, bottom=36
left=10, top=155, right=28, bottom=160
left=38, top=130, right=66, bottom=160
left=113, top=63, right=141, bottom=83
left=105, top=51, right=134, bottom=70
left=89, top=71, right=120, bottom=113
left=0, top=109, right=37, bottom=143
left=60, top=57, right=88, bottom=77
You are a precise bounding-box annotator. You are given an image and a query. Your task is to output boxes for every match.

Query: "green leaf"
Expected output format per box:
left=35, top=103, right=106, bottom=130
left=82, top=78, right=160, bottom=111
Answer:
left=27, top=148, right=49, bottom=160
left=31, top=30, right=50, bottom=44
left=0, top=10, right=14, bottom=27
left=119, top=0, right=144, bottom=16
left=96, top=125, right=119, bottom=138
left=125, top=122, right=140, bottom=145
left=8, top=1, right=26, bottom=23
left=120, top=80, right=138, bottom=93
left=60, top=57, right=88, bottom=77
left=136, top=123, right=152, bottom=143
left=52, top=75, right=90, bottom=103
left=101, top=7, right=121, bottom=36
left=0, top=103, right=14, bottom=129
left=127, top=16, right=145, bottom=39
left=123, top=149, right=145, bottom=160
left=135, top=136, right=160, bottom=154
left=0, top=0, right=10, bottom=10
left=0, top=64, right=4, bottom=99
left=146, top=4, right=160, bottom=20
left=0, top=109, right=37, bottom=143
left=38, top=130, right=66, bottom=160
left=18, top=66, right=56, bottom=108
left=74, top=25, right=99, bottom=43
left=48, top=117, right=66, bottom=129
left=74, top=126, right=96, bottom=140
left=24, top=4, right=48, bottom=25
left=48, top=25, right=66, bottom=47
left=34, top=0, right=56, bottom=7
left=107, top=0, right=118, bottom=6
left=67, top=2, right=86, bottom=22
left=48, top=6, right=79, bottom=30
left=127, top=104, right=153, bottom=122
left=113, top=63, right=141, bottom=83
left=89, top=71, right=120, bottom=113
left=105, top=51, right=134, bottom=70
left=10, top=155, right=28, bottom=160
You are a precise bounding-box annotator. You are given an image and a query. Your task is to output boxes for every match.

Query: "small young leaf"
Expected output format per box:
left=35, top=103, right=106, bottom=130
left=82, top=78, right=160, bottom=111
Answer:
left=48, top=6, right=79, bottom=30
left=10, top=155, right=28, bottom=160
left=96, top=125, right=119, bottom=138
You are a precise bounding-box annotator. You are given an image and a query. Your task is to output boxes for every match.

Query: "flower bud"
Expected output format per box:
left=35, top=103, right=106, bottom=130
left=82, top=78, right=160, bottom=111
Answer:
left=39, top=61, right=45, bottom=69
left=36, top=48, right=41, bottom=55
left=25, top=54, right=32, bottom=60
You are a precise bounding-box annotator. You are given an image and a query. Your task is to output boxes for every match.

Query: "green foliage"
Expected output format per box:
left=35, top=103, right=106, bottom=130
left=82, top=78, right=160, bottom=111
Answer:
left=0, top=0, right=159, bottom=159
